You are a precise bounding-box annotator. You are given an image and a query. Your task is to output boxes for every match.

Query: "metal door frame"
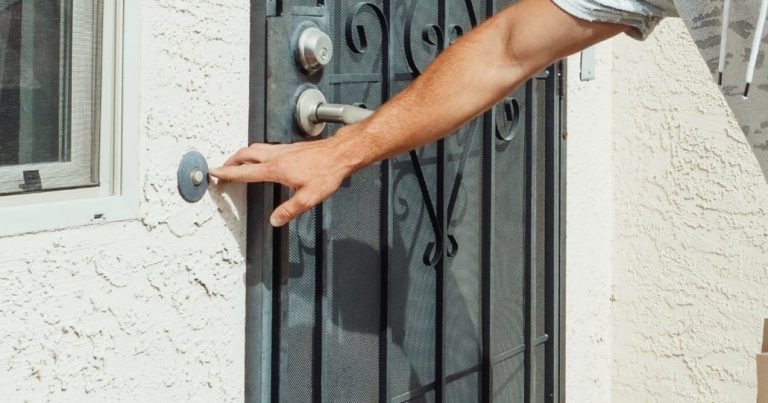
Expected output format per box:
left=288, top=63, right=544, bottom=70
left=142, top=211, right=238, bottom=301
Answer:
left=245, top=1, right=567, bottom=401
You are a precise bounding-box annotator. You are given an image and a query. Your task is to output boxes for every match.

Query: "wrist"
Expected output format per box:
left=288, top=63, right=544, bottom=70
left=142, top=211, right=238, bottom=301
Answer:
left=326, top=124, right=379, bottom=176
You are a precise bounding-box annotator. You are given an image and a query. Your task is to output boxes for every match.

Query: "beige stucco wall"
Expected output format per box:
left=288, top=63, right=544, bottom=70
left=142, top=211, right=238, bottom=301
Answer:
left=567, top=18, right=768, bottom=402
left=0, top=1, right=249, bottom=401
left=563, top=18, right=768, bottom=402
left=610, top=19, right=768, bottom=402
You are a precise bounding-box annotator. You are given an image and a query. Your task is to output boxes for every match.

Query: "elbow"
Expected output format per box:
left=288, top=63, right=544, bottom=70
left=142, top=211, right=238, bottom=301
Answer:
left=491, top=11, right=546, bottom=90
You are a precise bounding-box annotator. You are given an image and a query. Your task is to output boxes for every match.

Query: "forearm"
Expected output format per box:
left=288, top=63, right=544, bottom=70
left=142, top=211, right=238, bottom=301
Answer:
left=332, top=0, right=624, bottom=171
left=211, top=0, right=627, bottom=226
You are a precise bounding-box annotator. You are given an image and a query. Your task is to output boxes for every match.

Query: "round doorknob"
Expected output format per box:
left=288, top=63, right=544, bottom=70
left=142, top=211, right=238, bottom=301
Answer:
left=297, top=27, right=333, bottom=74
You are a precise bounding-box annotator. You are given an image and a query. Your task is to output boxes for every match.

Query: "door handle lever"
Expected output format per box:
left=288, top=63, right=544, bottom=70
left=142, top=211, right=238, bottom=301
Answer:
left=295, top=88, right=374, bottom=137
left=315, top=103, right=374, bottom=126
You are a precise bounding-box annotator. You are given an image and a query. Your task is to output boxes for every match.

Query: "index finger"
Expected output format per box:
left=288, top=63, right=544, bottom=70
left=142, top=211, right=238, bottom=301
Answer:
left=223, top=143, right=296, bottom=167
left=209, top=163, right=284, bottom=184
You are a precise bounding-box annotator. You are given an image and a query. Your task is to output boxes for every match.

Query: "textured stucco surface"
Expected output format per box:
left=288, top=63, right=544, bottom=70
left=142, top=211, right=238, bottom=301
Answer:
left=0, top=1, right=249, bottom=401
left=565, top=43, right=615, bottom=403
left=611, top=19, right=768, bottom=402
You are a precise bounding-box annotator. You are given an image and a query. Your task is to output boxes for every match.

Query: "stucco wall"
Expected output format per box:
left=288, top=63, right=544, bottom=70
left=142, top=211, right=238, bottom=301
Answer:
left=0, top=1, right=249, bottom=401
left=611, top=19, right=768, bottom=402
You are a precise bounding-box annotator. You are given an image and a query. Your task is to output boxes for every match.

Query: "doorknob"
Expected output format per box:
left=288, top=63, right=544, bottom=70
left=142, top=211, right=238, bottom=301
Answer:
left=295, top=88, right=375, bottom=137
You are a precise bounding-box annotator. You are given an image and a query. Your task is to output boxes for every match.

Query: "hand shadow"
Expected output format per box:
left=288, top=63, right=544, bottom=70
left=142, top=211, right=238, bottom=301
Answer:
left=206, top=179, right=247, bottom=258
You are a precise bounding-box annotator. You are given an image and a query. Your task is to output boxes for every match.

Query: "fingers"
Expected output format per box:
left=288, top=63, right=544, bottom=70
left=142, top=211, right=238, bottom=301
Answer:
left=222, top=148, right=258, bottom=167
left=209, top=163, right=282, bottom=184
left=270, top=189, right=321, bottom=227
left=214, top=141, right=338, bottom=226
left=223, top=145, right=270, bottom=166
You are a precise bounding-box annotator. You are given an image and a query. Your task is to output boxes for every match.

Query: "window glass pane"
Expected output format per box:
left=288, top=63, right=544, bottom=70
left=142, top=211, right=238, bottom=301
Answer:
left=0, top=0, right=102, bottom=195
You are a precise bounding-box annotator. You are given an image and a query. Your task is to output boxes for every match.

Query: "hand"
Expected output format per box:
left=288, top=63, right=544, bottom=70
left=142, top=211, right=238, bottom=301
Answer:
left=210, top=133, right=361, bottom=227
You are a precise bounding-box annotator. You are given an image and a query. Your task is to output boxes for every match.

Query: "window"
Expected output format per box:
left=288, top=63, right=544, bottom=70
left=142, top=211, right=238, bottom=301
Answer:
left=0, top=0, right=102, bottom=195
left=0, top=0, right=139, bottom=235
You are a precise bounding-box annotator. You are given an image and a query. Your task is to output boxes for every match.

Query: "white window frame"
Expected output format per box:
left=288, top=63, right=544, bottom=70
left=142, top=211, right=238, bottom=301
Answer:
left=0, top=0, right=140, bottom=237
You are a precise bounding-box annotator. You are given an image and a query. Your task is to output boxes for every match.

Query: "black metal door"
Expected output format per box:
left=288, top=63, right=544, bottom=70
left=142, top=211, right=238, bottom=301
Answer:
left=246, top=1, right=566, bottom=402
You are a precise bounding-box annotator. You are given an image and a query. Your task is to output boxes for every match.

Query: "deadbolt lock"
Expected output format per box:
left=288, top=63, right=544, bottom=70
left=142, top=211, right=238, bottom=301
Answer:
left=297, top=27, right=333, bottom=74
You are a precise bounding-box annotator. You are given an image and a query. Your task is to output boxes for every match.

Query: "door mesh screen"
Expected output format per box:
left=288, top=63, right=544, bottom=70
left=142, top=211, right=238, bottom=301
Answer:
left=443, top=118, right=483, bottom=403
left=490, top=84, right=527, bottom=400
left=281, top=208, right=319, bottom=402
left=322, top=164, right=383, bottom=402
left=389, top=148, right=439, bottom=400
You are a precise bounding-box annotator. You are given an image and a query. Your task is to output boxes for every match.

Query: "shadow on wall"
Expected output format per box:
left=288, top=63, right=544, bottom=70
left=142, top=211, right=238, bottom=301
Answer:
left=207, top=181, right=247, bottom=257
left=679, top=3, right=768, bottom=182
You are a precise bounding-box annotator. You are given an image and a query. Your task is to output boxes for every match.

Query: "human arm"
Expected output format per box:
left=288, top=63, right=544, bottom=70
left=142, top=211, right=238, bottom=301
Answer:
left=210, top=0, right=627, bottom=227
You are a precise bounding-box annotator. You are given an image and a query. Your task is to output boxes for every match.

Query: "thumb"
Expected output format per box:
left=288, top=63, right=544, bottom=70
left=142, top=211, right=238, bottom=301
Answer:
left=270, top=189, right=320, bottom=227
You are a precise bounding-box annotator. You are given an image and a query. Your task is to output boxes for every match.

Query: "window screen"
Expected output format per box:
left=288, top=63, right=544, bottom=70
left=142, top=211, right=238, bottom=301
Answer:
left=0, top=0, right=102, bottom=195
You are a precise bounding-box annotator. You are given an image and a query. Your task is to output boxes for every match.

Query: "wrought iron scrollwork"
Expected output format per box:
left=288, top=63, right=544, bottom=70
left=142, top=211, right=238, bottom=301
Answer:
left=444, top=118, right=480, bottom=258
left=402, top=118, right=480, bottom=266
left=404, top=1, right=443, bottom=76
left=339, top=0, right=490, bottom=266
left=448, top=0, right=479, bottom=44
left=460, top=0, right=479, bottom=27
left=404, top=22, right=443, bottom=75
left=495, top=97, right=521, bottom=141
left=448, top=25, right=464, bottom=44
left=401, top=0, right=484, bottom=265
left=345, top=2, right=388, bottom=54
left=405, top=150, right=444, bottom=266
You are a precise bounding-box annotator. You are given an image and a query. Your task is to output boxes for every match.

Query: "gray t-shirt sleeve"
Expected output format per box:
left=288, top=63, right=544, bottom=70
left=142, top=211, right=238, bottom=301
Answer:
left=552, top=0, right=679, bottom=40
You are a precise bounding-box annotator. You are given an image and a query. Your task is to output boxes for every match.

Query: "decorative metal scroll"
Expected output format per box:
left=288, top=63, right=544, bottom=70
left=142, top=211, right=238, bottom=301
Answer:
left=345, top=2, right=388, bottom=54
left=496, top=97, right=521, bottom=141
left=335, top=0, right=518, bottom=267
left=404, top=1, right=443, bottom=76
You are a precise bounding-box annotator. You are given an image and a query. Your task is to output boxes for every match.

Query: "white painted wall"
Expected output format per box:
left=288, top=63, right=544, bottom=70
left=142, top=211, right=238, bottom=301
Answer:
left=564, top=43, right=615, bottom=403
left=0, top=1, right=249, bottom=401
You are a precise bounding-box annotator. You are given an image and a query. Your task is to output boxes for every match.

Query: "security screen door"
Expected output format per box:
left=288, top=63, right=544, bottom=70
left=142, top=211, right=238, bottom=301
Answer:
left=245, top=1, right=565, bottom=402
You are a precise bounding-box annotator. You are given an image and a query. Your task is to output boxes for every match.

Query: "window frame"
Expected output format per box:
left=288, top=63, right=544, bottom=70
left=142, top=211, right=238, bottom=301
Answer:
left=0, top=0, right=139, bottom=237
